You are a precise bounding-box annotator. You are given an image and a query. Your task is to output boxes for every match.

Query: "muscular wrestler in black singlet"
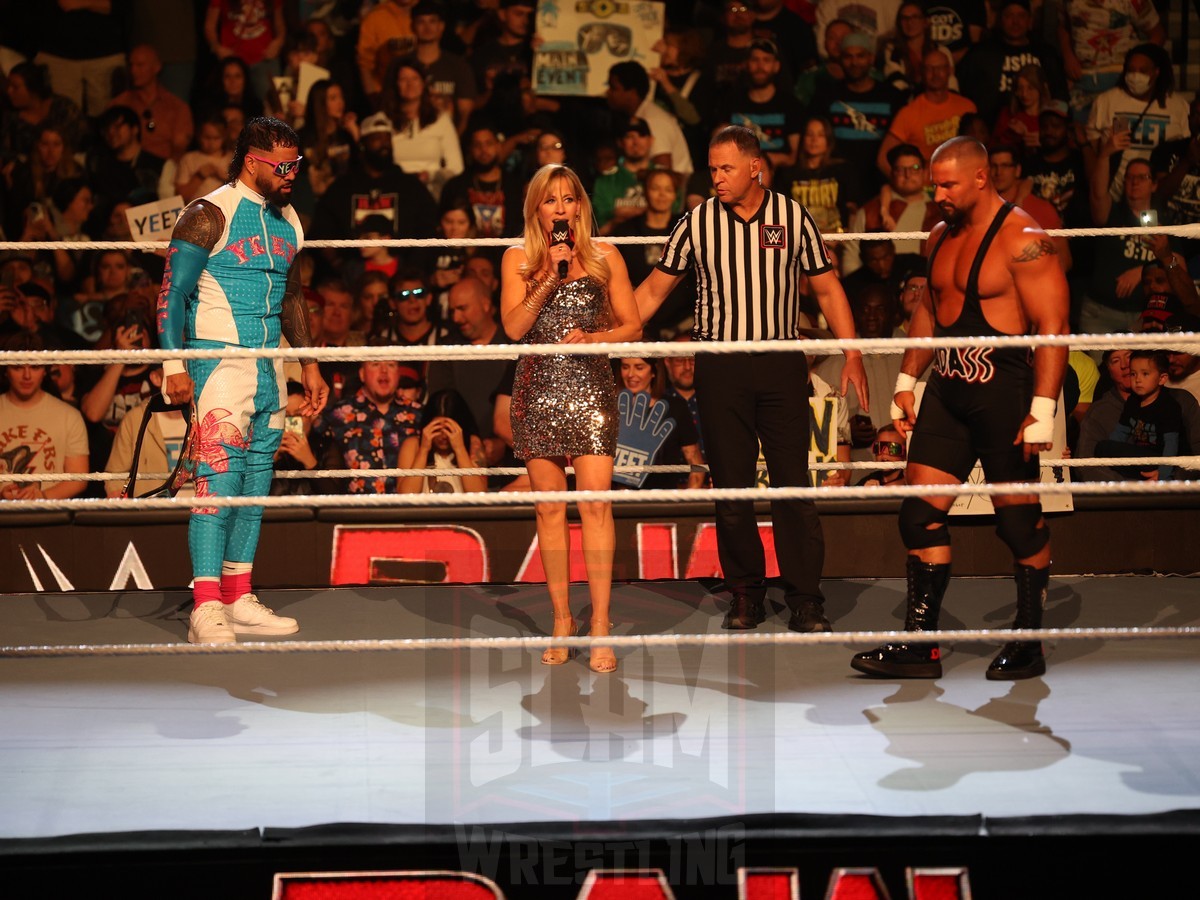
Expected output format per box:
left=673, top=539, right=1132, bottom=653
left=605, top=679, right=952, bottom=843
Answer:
left=850, top=138, right=1070, bottom=683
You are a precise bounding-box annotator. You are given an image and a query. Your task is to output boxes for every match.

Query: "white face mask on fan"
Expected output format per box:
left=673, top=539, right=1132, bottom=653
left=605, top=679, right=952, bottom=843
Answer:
left=1124, top=71, right=1152, bottom=96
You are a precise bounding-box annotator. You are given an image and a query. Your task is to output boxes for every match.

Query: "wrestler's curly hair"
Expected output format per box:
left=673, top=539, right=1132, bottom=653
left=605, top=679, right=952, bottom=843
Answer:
left=228, top=116, right=301, bottom=183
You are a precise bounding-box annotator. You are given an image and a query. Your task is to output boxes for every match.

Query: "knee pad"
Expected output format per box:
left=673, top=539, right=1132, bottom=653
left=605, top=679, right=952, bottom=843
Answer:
left=994, top=503, right=1049, bottom=559
left=899, top=498, right=950, bottom=550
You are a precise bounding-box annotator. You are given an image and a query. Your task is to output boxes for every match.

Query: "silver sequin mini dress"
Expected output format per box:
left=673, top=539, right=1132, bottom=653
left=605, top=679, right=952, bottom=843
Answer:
left=511, top=276, right=618, bottom=460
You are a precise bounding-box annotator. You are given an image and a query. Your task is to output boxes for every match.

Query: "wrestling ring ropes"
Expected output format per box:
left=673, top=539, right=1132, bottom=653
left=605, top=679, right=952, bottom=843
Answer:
left=1, top=223, right=1199, bottom=659
left=4, top=222, right=1200, bottom=900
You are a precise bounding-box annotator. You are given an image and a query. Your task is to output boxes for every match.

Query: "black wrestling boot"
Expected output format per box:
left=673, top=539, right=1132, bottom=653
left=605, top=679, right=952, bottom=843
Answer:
left=851, top=557, right=951, bottom=678
left=986, top=563, right=1049, bottom=681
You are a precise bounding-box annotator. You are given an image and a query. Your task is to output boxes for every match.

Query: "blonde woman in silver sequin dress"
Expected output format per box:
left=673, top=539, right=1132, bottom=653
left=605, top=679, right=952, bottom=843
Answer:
left=500, top=164, right=642, bottom=674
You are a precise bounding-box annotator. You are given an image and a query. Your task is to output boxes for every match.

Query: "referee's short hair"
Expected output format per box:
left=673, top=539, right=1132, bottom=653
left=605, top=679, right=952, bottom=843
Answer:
left=711, top=125, right=761, bottom=158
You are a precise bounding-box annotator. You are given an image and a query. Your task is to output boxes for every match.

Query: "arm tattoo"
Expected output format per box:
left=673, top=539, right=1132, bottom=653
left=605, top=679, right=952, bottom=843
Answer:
left=279, top=260, right=316, bottom=363
left=171, top=200, right=224, bottom=251
left=1013, top=239, right=1057, bottom=263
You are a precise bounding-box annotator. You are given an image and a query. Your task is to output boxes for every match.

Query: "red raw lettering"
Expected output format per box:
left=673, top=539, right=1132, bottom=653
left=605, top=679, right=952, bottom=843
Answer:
left=517, top=524, right=589, bottom=582
left=271, top=866, right=972, bottom=900
left=684, top=523, right=721, bottom=578
left=329, top=525, right=489, bottom=585
left=909, top=867, right=970, bottom=900
left=636, top=523, right=677, bottom=579
left=826, top=868, right=888, bottom=900
left=742, top=868, right=799, bottom=899
left=683, top=523, right=778, bottom=579
left=578, top=870, right=675, bottom=899
left=274, top=872, right=502, bottom=900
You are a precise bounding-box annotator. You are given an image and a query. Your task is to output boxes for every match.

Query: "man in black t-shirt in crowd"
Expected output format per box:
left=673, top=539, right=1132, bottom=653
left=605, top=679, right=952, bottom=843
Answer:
left=310, top=112, right=439, bottom=246
left=956, top=0, right=1067, bottom=125
left=441, top=124, right=525, bottom=239
left=810, top=32, right=905, bottom=195
left=1023, top=100, right=1091, bottom=228
left=1151, top=95, right=1200, bottom=258
left=713, top=39, right=804, bottom=170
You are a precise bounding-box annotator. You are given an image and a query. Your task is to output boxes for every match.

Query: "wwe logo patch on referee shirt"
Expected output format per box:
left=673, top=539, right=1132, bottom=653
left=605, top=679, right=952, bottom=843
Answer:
left=760, top=224, right=786, bottom=249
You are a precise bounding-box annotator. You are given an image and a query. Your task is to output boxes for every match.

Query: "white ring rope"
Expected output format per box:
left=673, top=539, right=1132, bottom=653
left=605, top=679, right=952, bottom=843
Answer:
left=2, top=625, right=1198, bottom=659
left=5, top=456, right=1197, bottom=485
left=4, top=331, right=1200, bottom=367
left=4, top=479, right=1200, bottom=512
left=5, top=232, right=1198, bottom=499
left=4, top=229, right=1194, bottom=653
left=0, top=221, right=1197, bottom=252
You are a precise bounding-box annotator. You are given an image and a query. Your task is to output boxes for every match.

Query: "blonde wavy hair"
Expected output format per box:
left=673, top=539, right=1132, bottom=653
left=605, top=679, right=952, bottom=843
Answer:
left=520, top=164, right=611, bottom=285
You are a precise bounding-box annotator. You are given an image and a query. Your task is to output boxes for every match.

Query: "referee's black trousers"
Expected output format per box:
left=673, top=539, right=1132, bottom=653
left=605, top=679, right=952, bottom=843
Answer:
left=695, top=350, right=825, bottom=608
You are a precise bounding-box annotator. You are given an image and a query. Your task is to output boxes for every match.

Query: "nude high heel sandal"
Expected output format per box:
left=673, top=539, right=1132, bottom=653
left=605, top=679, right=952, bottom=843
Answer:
left=588, top=620, right=617, bottom=674
left=541, top=615, right=577, bottom=665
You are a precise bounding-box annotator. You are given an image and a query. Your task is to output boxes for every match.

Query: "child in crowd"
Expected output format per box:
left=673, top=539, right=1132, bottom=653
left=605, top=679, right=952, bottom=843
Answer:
left=1095, top=350, right=1185, bottom=481
left=174, top=114, right=234, bottom=203
left=397, top=389, right=486, bottom=494
left=341, top=214, right=400, bottom=289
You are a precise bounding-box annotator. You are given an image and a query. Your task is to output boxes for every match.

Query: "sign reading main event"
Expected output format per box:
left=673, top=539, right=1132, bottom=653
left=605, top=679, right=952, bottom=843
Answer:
left=532, top=0, right=664, bottom=97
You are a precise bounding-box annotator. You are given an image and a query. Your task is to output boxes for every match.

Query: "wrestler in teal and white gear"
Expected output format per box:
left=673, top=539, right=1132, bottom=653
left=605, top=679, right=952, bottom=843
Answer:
left=156, top=116, right=329, bottom=645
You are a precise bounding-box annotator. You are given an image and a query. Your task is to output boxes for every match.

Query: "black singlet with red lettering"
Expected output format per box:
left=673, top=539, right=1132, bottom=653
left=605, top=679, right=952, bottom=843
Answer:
left=907, top=202, right=1038, bottom=483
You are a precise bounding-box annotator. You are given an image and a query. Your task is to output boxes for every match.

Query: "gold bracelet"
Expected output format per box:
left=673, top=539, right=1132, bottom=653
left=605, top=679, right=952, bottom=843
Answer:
left=521, top=272, right=559, bottom=314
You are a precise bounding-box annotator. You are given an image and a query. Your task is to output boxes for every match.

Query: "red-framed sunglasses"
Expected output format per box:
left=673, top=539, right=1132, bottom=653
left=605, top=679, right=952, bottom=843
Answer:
left=246, top=153, right=304, bottom=176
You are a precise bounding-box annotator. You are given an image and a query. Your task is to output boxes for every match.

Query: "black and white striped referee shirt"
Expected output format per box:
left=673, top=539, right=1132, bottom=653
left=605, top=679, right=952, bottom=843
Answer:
left=657, top=190, right=833, bottom=342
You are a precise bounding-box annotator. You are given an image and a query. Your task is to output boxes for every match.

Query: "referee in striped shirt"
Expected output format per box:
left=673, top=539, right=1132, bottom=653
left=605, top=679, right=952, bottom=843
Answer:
left=634, top=125, right=868, bottom=633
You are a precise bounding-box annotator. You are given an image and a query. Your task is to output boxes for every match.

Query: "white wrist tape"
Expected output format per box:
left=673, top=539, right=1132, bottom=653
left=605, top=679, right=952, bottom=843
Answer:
left=1024, top=395, right=1057, bottom=444
left=890, top=373, right=918, bottom=420
left=161, top=360, right=186, bottom=401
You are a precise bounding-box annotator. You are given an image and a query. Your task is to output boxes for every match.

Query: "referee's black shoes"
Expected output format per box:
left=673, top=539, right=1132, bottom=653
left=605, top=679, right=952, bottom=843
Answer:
left=787, top=599, right=832, bottom=634
left=721, top=591, right=766, bottom=630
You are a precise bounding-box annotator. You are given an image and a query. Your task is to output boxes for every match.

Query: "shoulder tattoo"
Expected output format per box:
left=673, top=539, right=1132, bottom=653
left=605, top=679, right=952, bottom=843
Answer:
left=1012, top=239, right=1057, bottom=263
left=172, top=201, right=225, bottom=251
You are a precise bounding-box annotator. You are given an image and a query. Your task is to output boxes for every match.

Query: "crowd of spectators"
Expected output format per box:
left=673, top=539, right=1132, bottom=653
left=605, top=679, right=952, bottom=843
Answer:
left=2, top=0, right=1199, bottom=500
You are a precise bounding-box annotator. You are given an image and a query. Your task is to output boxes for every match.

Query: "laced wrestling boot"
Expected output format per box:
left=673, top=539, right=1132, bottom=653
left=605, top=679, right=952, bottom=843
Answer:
left=986, top=563, right=1049, bottom=681
left=851, top=557, right=950, bottom=678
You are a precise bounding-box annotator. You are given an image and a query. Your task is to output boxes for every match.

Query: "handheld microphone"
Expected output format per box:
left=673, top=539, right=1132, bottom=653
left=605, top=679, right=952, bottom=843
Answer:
left=551, top=219, right=572, bottom=279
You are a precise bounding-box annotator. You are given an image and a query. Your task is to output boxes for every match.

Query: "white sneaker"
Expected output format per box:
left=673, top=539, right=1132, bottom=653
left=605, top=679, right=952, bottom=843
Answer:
left=188, top=603, right=236, bottom=644
left=225, top=593, right=299, bottom=635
